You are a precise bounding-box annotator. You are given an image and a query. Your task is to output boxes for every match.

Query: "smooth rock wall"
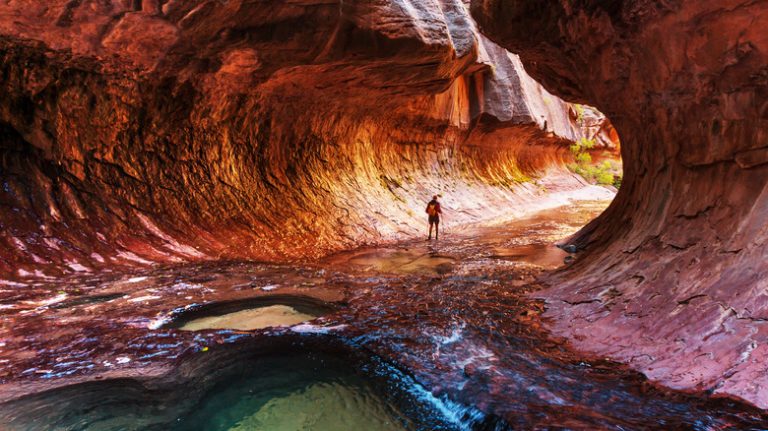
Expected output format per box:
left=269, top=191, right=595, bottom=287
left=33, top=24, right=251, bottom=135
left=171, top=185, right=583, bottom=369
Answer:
left=472, top=0, right=768, bottom=408
left=0, top=1, right=611, bottom=277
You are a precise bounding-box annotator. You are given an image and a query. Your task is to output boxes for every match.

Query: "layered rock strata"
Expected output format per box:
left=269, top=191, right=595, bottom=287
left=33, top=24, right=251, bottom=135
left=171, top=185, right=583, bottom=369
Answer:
left=472, top=0, right=768, bottom=407
left=0, top=1, right=608, bottom=278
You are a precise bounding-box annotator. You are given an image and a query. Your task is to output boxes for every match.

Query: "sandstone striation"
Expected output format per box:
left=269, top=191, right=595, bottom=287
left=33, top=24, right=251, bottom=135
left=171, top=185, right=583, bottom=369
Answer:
left=0, top=0, right=608, bottom=278
left=473, top=0, right=768, bottom=407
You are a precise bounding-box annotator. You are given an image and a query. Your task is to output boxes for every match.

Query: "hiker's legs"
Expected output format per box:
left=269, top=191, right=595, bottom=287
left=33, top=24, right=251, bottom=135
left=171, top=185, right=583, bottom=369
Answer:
left=435, top=221, right=439, bottom=240
left=428, top=222, right=433, bottom=239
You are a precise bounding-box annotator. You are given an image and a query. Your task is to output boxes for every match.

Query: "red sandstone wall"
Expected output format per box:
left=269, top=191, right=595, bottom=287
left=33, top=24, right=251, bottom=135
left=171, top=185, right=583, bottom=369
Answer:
left=472, top=0, right=768, bottom=407
left=0, top=1, right=605, bottom=278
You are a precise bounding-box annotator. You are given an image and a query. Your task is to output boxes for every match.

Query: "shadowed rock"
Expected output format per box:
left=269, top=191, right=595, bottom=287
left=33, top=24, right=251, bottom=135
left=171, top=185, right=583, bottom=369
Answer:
left=472, top=0, right=768, bottom=408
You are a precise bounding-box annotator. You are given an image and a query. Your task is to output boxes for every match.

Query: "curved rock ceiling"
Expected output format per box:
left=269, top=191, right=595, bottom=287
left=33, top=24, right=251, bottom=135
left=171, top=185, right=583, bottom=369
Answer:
left=9, top=0, right=763, bottom=418
left=0, top=0, right=612, bottom=277
left=472, top=0, right=768, bottom=408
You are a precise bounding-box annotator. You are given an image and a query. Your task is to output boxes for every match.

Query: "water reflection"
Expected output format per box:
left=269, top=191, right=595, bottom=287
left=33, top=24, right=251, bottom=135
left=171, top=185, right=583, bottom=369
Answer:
left=2, top=200, right=767, bottom=429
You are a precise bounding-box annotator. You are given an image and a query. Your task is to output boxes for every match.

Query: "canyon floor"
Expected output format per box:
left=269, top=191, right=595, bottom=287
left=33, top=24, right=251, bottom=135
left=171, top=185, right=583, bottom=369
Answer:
left=2, top=194, right=767, bottom=430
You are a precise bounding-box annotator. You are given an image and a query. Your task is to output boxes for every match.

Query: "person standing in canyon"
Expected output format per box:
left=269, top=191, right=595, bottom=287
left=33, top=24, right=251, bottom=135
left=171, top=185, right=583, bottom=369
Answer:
left=426, top=195, right=442, bottom=240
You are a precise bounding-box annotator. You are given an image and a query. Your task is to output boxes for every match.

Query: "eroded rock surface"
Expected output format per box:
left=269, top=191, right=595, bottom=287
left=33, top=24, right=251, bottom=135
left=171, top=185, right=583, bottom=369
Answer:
left=472, top=0, right=768, bottom=407
left=0, top=0, right=612, bottom=279
left=3, top=202, right=766, bottom=429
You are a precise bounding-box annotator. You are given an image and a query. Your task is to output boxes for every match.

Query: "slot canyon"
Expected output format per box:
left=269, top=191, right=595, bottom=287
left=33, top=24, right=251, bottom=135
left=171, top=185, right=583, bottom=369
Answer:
left=0, top=1, right=766, bottom=430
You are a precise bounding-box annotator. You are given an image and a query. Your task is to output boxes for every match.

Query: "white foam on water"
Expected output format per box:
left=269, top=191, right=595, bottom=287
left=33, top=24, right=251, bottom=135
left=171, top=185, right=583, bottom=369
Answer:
left=413, top=388, right=486, bottom=431
left=147, top=316, right=171, bottom=330
left=434, top=324, right=465, bottom=345
left=456, top=345, right=496, bottom=370
left=291, top=323, right=347, bottom=334
left=376, top=361, right=488, bottom=431
left=429, top=322, right=468, bottom=360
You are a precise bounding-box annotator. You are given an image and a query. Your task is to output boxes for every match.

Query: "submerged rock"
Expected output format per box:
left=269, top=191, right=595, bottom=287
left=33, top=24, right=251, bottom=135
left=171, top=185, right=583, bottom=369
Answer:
left=178, top=305, right=318, bottom=332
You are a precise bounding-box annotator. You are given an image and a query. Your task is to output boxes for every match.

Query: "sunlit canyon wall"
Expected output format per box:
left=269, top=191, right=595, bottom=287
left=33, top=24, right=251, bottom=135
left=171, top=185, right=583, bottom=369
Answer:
left=0, top=1, right=613, bottom=277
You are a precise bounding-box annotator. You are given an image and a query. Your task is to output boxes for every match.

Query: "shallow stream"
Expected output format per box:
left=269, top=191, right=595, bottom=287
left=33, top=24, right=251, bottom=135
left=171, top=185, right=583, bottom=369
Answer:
left=1, top=200, right=767, bottom=429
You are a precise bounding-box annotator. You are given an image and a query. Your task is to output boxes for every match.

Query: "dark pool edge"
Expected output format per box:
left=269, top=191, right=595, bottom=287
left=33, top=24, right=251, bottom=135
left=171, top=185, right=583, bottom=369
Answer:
left=0, top=331, right=511, bottom=431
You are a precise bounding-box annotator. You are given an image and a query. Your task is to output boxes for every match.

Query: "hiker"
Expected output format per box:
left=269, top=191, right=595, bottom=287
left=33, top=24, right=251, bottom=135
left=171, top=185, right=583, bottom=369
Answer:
left=425, top=195, right=442, bottom=240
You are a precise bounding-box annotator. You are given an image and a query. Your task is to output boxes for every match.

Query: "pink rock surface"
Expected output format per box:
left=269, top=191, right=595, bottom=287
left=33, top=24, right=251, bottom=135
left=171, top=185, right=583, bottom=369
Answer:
left=472, top=0, right=768, bottom=408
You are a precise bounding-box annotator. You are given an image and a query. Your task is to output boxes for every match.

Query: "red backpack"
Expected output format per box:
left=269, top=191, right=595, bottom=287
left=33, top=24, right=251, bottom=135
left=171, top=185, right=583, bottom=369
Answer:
left=426, top=203, right=438, bottom=216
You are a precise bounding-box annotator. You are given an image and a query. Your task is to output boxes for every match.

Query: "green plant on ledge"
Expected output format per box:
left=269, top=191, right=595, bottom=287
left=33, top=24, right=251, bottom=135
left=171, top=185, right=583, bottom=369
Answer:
left=573, top=104, right=586, bottom=124
left=568, top=138, right=622, bottom=188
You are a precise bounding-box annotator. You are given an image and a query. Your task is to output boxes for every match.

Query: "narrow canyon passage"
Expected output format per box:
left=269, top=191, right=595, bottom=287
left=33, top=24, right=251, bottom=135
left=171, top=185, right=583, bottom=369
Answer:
left=3, top=199, right=767, bottom=430
left=0, top=0, right=767, bottom=429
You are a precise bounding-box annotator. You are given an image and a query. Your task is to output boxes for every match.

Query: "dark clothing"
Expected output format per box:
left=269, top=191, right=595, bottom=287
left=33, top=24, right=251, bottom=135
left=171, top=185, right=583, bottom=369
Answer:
left=429, top=215, right=440, bottom=224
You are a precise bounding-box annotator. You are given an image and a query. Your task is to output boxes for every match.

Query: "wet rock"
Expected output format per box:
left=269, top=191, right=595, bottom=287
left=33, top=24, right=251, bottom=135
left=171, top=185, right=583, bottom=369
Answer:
left=0, top=337, right=460, bottom=431
left=472, top=0, right=768, bottom=409
left=2, top=206, right=767, bottom=428
left=463, top=362, right=478, bottom=378
left=163, top=294, right=338, bottom=330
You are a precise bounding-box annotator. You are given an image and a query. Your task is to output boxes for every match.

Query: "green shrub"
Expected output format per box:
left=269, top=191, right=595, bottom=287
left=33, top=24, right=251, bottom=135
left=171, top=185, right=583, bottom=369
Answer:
left=573, top=104, right=585, bottom=124
left=578, top=137, right=596, bottom=150
left=567, top=136, right=622, bottom=187
left=574, top=166, right=592, bottom=182
left=596, top=171, right=614, bottom=185
left=576, top=152, right=592, bottom=164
